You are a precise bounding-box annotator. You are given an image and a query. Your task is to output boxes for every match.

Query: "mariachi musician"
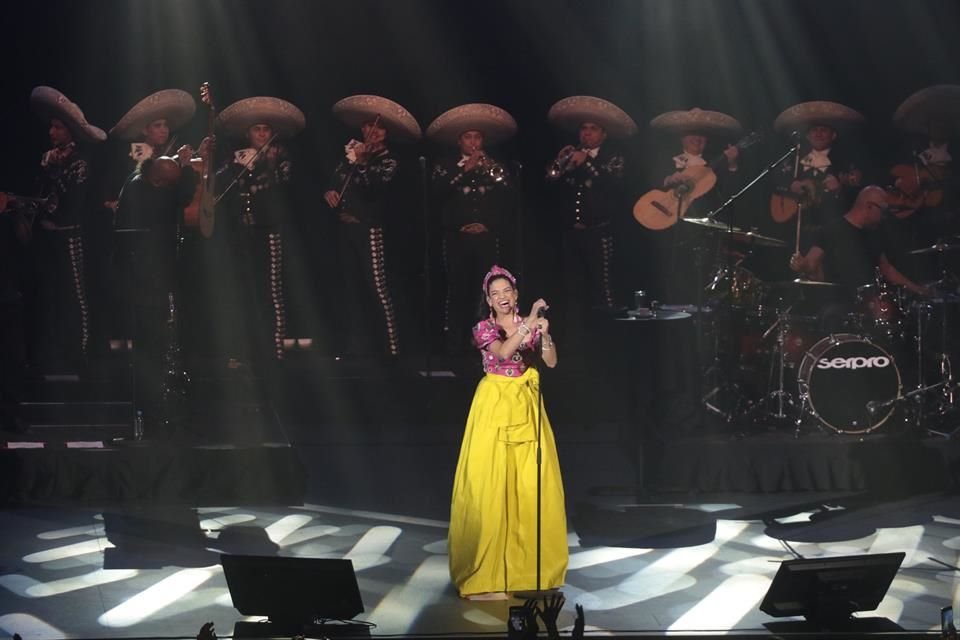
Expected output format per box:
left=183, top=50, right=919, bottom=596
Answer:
left=640, top=108, right=742, bottom=302
left=106, top=89, right=199, bottom=348
left=324, top=95, right=421, bottom=358
left=545, top=95, right=636, bottom=347
left=216, top=96, right=305, bottom=365
left=427, top=103, right=517, bottom=355
left=885, top=84, right=960, bottom=279
left=771, top=101, right=864, bottom=252
left=27, top=86, right=106, bottom=370
left=115, top=155, right=203, bottom=432
left=105, top=89, right=197, bottom=214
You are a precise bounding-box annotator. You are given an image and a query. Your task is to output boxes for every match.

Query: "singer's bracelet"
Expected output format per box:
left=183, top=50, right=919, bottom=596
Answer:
left=516, top=323, right=532, bottom=337
left=541, top=340, right=554, bottom=351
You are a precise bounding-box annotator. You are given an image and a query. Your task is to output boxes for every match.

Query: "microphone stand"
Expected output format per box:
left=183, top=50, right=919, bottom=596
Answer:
left=702, top=140, right=800, bottom=424
left=515, top=309, right=554, bottom=601
left=706, top=141, right=800, bottom=222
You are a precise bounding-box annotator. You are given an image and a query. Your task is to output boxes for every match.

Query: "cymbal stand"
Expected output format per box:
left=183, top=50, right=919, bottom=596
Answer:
left=742, top=304, right=796, bottom=427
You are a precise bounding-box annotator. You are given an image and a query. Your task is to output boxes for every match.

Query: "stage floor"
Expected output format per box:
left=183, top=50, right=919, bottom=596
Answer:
left=1, top=491, right=958, bottom=639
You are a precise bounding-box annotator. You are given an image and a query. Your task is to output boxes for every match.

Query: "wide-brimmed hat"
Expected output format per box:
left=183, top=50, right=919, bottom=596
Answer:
left=547, top=96, right=638, bottom=139
left=774, top=101, right=864, bottom=135
left=332, top=94, right=422, bottom=142
left=30, top=86, right=106, bottom=143
left=893, top=84, right=960, bottom=135
left=650, top=107, right=742, bottom=137
left=110, top=89, right=196, bottom=141
left=426, top=103, right=517, bottom=146
left=218, top=96, right=306, bottom=139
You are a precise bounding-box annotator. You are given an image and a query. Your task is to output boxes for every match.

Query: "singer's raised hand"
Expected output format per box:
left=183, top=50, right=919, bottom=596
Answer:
left=528, top=298, right=549, bottom=321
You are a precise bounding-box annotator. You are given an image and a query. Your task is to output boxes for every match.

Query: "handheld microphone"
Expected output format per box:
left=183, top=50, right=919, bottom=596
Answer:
left=536, top=306, right=547, bottom=318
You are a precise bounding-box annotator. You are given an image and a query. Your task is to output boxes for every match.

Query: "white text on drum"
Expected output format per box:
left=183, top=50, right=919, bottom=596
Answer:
left=816, top=356, right=892, bottom=370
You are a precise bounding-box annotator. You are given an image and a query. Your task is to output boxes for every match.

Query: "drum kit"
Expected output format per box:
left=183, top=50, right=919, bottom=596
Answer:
left=683, top=216, right=960, bottom=437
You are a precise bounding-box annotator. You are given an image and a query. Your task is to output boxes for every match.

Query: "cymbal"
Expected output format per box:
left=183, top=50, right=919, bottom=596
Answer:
left=772, top=278, right=843, bottom=288
left=682, top=217, right=786, bottom=247
left=909, top=241, right=960, bottom=255
left=682, top=216, right=731, bottom=232
left=730, top=229, right=785, bottom=247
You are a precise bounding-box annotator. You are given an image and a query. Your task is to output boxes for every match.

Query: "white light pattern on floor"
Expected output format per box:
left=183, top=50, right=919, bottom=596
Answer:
left=564, top=522, right=750, bottom=611
left=345, top=525, right=402, bottom=571
left=264, top=514, right=313, bottom=543
left=0, top=613, right=66, bottom=640
left=1, top=504, right=956, bottom=637
left=668, top=574, right=773, bottom=631
left=97, top=567, right=220, bottom=627
left=277, top=524, right=341, bottom=547
left=37, top=524, right=105, bottom=540
left=198, top=514, right=257, bottom=530
left=369, top=555, right=450, bottom=633
left=567, top=547, right=651, bottom=570
left=870, top=526, right=925, bottom=565
left=23, top=538, right=114, bottom=563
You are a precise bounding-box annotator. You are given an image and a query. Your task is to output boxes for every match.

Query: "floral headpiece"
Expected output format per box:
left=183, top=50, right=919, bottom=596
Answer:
left=482, top=264, right=516, bottom=293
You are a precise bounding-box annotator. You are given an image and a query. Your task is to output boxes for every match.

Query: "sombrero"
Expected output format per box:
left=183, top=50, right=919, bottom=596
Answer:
left=426, top=103, right=517, bottom=146
left=332, top=95, right=422, bottom=142
left=30, top=86, right=106, bottom=143
left=110, top=89, right=196, bottom=141
left=218, top=96, right=306, bottom=139
left=547, top=96, right=638, bottom=138
left=774, top=101, right=864, bottom=135
left=893, top=84, right=960, bottom=135
left=650, top=107, right=742, bottom=137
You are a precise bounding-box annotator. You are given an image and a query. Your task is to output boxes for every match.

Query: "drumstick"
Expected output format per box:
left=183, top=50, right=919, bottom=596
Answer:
left=794, top=202, right=802, bottom=255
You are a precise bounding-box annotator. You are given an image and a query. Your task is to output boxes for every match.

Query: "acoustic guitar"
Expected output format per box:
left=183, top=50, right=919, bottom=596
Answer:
left=633, top=132, right=760, bottom=231
left=769, top=169, right=861, bottom=223
left=183, top=83, right=217, bottom=238
left=885, top=163, right=946, bottom=219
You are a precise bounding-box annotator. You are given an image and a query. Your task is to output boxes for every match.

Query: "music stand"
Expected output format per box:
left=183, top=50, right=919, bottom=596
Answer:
left=760, top=552, right=905, bottom=628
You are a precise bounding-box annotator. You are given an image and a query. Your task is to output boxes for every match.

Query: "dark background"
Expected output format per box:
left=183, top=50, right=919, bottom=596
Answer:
left=4, top=0, right=960, bottom=354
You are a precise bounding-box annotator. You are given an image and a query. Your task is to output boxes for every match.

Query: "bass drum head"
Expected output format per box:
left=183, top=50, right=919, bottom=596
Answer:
left=798, top=333, right=901, bottom=434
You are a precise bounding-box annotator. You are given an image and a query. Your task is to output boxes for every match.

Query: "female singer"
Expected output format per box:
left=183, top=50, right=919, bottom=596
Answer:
left=448, top=264, right=568, bottom=600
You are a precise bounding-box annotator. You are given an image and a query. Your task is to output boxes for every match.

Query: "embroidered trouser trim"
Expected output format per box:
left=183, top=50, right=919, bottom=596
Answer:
left=67, top=234, right=90, bottom=355
left=267, top=232, right=286, bottom=360
left=368, top=227, right=399, bottom=356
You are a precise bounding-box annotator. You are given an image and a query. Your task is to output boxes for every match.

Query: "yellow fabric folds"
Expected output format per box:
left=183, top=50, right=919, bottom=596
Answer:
left=448, top=367, right=568, bottom=596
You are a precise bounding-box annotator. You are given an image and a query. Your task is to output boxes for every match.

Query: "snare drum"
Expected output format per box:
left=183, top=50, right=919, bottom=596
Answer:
left=798, top=333, right=902, bottom=434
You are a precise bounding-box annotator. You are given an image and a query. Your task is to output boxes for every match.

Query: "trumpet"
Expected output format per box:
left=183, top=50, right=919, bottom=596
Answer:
left=469, top=149, right=506, bottom=183
left=548, top=145, right=584, bottom=178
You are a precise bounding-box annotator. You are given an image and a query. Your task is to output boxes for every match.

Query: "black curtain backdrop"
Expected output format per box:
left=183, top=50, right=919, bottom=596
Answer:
left=4, top=0, right=960, bottom=355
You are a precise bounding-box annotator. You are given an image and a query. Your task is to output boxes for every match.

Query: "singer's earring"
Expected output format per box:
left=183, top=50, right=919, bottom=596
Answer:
left=488, top=304, right=495, bottom=320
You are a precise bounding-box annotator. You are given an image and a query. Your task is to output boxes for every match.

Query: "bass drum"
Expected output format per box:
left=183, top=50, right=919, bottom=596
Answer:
left=798, top=334, right=902, bottom=434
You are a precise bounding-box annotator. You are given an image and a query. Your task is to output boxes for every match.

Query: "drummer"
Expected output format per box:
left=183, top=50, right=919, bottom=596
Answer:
left=789, top=185, right=928, bottom=295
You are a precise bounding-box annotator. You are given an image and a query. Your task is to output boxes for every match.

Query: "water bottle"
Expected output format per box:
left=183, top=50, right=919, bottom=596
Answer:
left=633, top=290, right=648, bottom=311
left=133, top=411, right=144, bottom=441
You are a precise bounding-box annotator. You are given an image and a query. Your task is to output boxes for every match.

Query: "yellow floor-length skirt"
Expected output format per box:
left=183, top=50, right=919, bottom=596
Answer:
left=448, top=367, right=568, bottom=596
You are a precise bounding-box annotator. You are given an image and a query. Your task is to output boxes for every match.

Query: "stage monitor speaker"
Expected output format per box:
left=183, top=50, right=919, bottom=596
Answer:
left=759, top=552, right=905, bottom=625
left=221, top=554, right=364, bottom=624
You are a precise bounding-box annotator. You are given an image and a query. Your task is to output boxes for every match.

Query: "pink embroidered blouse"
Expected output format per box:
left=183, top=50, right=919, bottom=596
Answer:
left=472, top=317, right=541, bottom=376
